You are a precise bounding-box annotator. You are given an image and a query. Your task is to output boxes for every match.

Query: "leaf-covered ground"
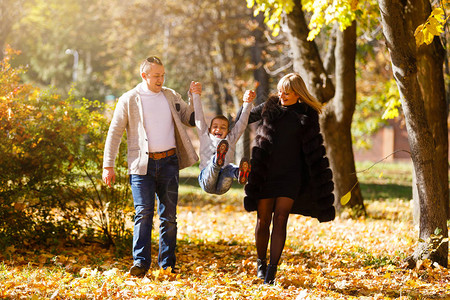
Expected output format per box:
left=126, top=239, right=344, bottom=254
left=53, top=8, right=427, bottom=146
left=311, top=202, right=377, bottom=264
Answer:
left=1, top=163, right=450, bottom=299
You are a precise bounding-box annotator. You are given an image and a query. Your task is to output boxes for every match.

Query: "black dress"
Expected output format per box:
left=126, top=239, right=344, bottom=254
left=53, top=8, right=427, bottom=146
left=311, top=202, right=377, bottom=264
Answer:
left=257, top=102, right=307, bottom=200
left=243, top=96, right=335, bottom=223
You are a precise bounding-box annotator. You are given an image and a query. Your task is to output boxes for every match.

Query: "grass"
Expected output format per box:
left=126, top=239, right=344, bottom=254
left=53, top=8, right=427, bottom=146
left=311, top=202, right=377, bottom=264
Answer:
left=356, top=161, right=413, bottom=202
left=178, top=162, right=245, bottom=208
left=179, top=161, right=415, bottom=208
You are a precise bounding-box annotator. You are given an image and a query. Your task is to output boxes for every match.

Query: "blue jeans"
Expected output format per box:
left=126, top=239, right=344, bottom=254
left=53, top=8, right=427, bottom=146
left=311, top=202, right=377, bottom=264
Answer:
left=129, top=154, right=179, bottom=270
left=198, top=156, right=238, bottom=195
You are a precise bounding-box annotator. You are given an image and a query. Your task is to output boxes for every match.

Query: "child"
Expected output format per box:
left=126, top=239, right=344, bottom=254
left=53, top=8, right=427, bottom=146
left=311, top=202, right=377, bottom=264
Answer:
left=191, top=82, right=255, bottom=195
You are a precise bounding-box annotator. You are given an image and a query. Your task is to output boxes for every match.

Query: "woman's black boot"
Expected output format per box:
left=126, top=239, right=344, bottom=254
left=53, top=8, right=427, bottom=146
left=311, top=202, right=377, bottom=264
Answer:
left=256, top=259, right=267, bottom=279
left=264, top=264, right=277, bottom=284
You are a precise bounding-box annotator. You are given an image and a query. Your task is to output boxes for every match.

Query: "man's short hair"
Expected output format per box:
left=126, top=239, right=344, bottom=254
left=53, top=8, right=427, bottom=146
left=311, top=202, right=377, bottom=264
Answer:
left=140, top=56, right=163, bottom=74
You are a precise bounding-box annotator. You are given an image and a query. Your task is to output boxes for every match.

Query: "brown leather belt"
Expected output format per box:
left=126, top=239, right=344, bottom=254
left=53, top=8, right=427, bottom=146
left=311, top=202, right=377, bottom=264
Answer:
left=148, top=148, right=176, bottom=160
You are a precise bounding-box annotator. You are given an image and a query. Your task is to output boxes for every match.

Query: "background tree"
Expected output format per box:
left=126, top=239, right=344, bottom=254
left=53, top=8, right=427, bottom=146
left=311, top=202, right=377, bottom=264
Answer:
left=102, top=0, right=263, bottom=160
left=248, top=0, right=365, bottom=214
left=250, top=13, right=271, bottom=105
left=410, top=1, right=449, bottom=222
left=10, top=0, right=118, bottom=100
left=0, top=0, right=28, bottom=60
left=377, top=0, right=448, bottom=267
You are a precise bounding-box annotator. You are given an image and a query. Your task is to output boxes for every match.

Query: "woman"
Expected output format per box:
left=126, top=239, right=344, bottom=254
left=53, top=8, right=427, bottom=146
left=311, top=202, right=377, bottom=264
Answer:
left=243, top=73, right=335, bottom=284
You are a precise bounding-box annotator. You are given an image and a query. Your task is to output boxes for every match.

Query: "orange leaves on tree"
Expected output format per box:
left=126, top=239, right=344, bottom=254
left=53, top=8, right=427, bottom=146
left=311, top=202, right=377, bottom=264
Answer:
left=1, top=46, right=132, bottom=254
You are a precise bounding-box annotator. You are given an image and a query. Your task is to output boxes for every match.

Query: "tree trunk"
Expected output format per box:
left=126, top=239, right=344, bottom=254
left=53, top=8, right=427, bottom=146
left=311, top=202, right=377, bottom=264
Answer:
left=211, top=81, right=224, bottom=116
left=281, top=2, right=365, bottom=212
left=280, top=2, right=334, bottom=102
left=323, top=25, right=337, bottom=76
left=251, top=12, right=270, bottom=106
left=378, top=0, right=448, bottom=267
left=410, top=0, right=449, bottom=221
left=243, top=12, right=270, bottom=159
left=320, top=21, right=365, bottom=213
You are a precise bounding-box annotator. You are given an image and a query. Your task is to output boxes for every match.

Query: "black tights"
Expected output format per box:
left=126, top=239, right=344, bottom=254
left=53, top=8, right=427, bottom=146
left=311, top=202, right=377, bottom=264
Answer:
left=255, top=197, right=294, bottom=266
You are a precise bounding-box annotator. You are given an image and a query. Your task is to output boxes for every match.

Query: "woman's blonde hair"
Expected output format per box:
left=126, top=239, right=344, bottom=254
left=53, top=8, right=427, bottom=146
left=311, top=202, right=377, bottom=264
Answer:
left=277, top=73, right=323, bottom=113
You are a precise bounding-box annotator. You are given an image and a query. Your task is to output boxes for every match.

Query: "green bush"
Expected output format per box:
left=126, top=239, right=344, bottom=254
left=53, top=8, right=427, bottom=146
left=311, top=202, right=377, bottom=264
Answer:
left=0, top=46, right=133, bottom=251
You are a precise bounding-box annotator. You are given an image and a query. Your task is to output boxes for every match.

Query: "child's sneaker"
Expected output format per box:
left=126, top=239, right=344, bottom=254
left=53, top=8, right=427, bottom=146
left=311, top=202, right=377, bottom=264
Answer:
left=216, top=140, right=229, bottom=167
left=238, top=158, right=251, bottom=185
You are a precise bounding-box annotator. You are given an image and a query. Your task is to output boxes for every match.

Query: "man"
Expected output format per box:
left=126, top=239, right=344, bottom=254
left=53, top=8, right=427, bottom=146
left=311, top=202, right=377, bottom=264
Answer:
left=102, top=56, right=199, bottom=277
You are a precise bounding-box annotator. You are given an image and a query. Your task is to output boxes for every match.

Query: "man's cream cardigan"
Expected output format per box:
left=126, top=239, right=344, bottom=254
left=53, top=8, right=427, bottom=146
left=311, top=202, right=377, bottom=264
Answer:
left=103, top=85, right=199, bottom=174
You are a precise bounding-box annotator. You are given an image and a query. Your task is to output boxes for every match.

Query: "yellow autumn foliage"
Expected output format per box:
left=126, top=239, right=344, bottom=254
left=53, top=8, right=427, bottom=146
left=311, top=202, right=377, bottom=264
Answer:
left=414, top=7, right=448, bottom=47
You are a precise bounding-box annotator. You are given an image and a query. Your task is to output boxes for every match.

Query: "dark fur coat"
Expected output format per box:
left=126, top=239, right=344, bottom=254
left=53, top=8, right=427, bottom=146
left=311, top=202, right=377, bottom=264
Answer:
left=244, top=96, right=335, bottom=223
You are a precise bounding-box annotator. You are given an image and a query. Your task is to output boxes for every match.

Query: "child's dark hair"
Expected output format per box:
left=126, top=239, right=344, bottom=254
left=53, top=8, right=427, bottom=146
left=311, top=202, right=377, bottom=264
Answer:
left=210, top=115, right=229, bottom=129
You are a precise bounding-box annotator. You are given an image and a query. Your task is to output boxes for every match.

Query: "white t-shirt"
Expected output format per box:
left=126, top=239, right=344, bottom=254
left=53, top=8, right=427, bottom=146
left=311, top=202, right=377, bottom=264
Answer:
left=138, top=82, right=176, bottom=152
